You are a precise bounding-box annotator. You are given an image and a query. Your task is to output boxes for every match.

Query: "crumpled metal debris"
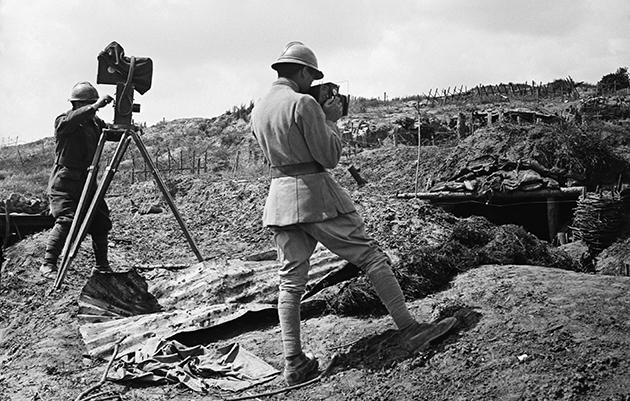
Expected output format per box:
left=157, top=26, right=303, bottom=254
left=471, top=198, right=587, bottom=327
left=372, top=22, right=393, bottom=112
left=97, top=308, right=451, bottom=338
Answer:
left=109, top=338, right=279, bottom=393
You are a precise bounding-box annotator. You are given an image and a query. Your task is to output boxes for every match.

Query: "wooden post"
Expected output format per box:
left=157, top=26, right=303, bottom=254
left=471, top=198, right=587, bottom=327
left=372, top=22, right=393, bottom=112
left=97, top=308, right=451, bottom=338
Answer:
left=547, top=197, right=558, bottom=242
left=233, top=150, right=240, bottom=175
left=180, top=149, right=184, bottom=170
left=167, top=148, right=172, bottom=172
left=414, top=105, right=421, bottom=194
left=4, top=199, right=12, bottom=249
left=456, top=112, right=465, bottom=141
left=131, top=157, right=135, bottom=184
left=204, top=151, right=208, bottom=173
left=197, top=158, right=201, bottom=175
left=16, top=148, right=25, bottom=167
left=191, top=150, right=196, bottom=173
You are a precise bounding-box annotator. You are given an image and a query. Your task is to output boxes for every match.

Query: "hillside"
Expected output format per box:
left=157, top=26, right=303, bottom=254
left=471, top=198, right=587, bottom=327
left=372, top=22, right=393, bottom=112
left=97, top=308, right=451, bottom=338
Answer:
left=1, top=83, right=630, bottom=400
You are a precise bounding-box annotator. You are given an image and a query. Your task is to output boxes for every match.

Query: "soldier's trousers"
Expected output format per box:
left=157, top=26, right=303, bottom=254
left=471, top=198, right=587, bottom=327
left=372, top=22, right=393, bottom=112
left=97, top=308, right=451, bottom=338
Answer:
left=271, top=211, right=416, bottom=359
left=44, top=165, right=112, bottom=268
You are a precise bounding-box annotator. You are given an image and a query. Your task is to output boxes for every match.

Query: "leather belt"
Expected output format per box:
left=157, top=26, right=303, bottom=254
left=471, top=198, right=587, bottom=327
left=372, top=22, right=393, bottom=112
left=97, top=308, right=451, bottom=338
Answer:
left=270, top=162, right=324, bottom=178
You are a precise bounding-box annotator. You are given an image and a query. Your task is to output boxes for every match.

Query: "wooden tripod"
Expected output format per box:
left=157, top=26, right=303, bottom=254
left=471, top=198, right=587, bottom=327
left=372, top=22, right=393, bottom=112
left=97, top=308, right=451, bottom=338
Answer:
left=52, top=126, right=204, bottom=290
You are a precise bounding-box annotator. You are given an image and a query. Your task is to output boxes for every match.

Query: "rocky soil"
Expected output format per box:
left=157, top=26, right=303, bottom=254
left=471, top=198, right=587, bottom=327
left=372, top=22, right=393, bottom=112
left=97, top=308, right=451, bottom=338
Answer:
left=2, top=92, right=630, bottom=400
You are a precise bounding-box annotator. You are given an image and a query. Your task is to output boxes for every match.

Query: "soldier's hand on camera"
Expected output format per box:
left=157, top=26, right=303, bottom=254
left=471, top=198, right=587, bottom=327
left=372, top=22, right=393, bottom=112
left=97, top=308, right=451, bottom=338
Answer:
left=322, top=97, right=343, bottom=122
left=93, top=94, right=114, bottom=110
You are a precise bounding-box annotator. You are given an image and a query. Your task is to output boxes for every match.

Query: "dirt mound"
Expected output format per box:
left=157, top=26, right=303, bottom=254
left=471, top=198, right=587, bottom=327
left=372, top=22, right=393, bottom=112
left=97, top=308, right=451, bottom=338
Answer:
left=315, top=216, right=576, bottom=317
left=0, top=193, right=48, bottom=214
left=596, top=237, right=630, bottom=275
left=432, top=123, right=629, bottom=190
left=580, top=95, right=630, bottom=121
left=104, top=176, right=272, bottom=265
left=332, top=145, right=452, bottom=194
left=226, top=265, right=630, bottom=401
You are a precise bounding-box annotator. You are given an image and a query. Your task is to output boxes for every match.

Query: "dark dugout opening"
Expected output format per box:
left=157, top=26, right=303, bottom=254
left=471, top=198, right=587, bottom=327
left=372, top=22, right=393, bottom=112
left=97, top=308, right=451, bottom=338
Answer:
left=395, top=188, right=586, bottom=243
left=439, top=198, right=578, bottom=242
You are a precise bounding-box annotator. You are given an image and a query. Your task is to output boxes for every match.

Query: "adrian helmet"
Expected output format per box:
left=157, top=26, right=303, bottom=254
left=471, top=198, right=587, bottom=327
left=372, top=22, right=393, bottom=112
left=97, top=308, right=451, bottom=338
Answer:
left=271, top=41, right=324, bottom=80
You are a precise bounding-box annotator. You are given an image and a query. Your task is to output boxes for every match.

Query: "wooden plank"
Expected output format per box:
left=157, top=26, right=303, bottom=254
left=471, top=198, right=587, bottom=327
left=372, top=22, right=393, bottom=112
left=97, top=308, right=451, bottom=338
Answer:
left=396, top=186, right=586, bottom=201
left=1, top=213, right=54, bottom=240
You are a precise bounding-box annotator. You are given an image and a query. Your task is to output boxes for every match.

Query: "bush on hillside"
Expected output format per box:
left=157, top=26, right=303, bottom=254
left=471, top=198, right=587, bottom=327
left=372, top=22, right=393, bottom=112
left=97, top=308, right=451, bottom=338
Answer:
left=598, top=67, right=630, bottom=92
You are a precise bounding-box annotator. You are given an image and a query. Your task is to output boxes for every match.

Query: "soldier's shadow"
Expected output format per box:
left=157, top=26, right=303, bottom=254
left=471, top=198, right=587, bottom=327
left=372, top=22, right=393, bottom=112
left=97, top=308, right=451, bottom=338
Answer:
left=332, top=307, right=481, bottom=373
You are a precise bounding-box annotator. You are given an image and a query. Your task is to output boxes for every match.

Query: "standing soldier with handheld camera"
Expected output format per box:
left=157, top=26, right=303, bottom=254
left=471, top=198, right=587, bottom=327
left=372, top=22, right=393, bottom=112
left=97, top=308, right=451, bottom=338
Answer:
left=251, top=42, right=457, bottom=385
left=40, top=82, right=114, bottom=279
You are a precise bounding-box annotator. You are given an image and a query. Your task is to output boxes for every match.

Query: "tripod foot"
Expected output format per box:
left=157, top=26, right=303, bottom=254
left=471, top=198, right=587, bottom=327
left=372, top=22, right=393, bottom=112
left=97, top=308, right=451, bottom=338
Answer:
left=39, top=263, right=58, bottom=280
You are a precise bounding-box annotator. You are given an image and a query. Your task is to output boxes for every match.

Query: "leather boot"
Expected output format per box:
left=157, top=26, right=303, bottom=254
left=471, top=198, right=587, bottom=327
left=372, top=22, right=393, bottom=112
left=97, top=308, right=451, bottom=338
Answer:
left=284, top=352, right=319, bottom=385
left=400, top=317, right=458, bottom=353
left=92, top=235, right=112, bottom=273
left=40, top=222, right=70, bottom=278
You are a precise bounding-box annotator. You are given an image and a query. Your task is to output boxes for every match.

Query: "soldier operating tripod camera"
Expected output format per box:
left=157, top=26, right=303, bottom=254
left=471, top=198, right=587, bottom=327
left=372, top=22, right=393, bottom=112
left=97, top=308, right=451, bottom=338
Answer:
left=40, top=82, right=114, bottom=278
left=44, top=42, right=203, bottom=289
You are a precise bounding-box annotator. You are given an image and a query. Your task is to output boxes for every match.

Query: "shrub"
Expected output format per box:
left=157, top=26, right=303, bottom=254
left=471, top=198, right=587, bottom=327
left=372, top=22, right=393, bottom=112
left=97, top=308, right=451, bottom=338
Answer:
left=598, top=67, right=630, bottom=92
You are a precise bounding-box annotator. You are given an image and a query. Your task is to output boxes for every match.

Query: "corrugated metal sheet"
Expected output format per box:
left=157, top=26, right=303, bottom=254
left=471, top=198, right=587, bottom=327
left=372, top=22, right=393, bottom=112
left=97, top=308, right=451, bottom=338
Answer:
left=78, top=247, right=348, bottom=359
left=78, top=270, right=162, bottom=323
left=147, top=246, right=346, bottom=309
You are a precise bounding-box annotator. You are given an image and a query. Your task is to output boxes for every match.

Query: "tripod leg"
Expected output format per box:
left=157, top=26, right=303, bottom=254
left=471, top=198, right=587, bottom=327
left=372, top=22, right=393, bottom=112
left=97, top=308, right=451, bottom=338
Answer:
left=131, top=130, right=204, bottom=262
left=57, top=133, right=107, bottom=274
left=53, top=133, right=132, bottom=290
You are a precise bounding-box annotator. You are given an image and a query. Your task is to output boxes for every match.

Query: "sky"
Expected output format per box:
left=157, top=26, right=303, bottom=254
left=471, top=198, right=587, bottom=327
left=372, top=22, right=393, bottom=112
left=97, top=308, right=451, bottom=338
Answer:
left=0, top=0, right=629, bottom=144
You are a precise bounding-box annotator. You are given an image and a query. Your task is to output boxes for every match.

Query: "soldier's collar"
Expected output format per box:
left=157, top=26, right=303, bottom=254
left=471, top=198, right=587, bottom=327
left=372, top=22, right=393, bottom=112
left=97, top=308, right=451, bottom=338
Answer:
left=273, top=78, right=299, bottom=92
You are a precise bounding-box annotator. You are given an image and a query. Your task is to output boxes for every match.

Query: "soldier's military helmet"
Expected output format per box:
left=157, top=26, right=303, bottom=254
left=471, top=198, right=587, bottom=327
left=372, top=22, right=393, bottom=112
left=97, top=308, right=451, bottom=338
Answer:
left=68, top=82, right=99, bottom=102
left=271, top=42, right=324, bottom=80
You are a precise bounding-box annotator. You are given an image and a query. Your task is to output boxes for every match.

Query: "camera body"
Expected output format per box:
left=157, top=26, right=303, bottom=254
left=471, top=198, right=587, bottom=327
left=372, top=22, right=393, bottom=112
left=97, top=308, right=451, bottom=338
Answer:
left=308, top=82, right=349, bottom=116
left=97, top=42, right=153, bottom=128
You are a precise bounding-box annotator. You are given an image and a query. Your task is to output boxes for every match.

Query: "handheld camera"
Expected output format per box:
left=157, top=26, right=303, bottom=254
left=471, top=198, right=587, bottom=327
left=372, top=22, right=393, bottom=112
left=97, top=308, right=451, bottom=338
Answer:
left=308, top=82, right=349, bottom=117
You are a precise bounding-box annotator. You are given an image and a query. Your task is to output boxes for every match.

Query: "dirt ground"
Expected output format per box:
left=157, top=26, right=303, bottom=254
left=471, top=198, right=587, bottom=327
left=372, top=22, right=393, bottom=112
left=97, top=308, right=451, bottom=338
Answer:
left=2, top=95, right=630, bottom=400
left=2, top=256, right=630, bottom=401
left=1, top=177, right=630, bottom=400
